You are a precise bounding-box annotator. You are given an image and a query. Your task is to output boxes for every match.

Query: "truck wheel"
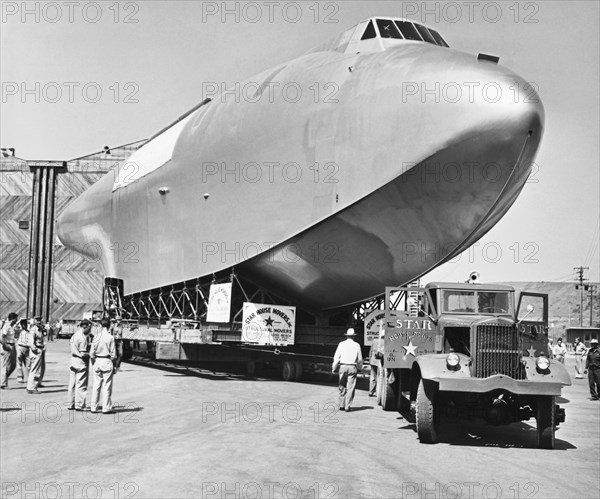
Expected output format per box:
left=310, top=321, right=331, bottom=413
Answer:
left=282, top=360, right=296, bottom=381
left=293, top=361, right=303, bottom=381
left=536, top=395, right=556, bottom=449
left=381, top=370, right=397, bottom=411
left=416, top=379, right=439, bottom=444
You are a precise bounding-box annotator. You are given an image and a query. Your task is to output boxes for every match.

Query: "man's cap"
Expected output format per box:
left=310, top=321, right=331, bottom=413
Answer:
left=591, top=338, right=599, bottom=344
left=80, top=319, right=92, bottom=327
left=345, top=328, right=356, bottom=336
left=33, top=316, right=42, bottom=320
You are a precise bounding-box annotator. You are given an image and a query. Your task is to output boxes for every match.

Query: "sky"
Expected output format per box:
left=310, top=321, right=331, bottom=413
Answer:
left=1, top=0, right=599, bottom=285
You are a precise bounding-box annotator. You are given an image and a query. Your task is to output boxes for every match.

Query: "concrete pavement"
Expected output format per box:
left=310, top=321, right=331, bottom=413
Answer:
left=1, top=341, right=599, bottom=498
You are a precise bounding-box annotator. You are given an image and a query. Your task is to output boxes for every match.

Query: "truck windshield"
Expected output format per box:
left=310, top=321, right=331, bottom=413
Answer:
left=442, top=290, right=511, bottom=314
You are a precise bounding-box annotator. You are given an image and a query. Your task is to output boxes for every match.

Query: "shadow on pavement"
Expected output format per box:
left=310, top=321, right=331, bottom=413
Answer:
left=435, top=420, right=576, bottom=450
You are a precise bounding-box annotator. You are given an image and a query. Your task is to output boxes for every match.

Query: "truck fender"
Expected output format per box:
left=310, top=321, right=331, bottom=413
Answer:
left=521, top=357, right=572, bottom=385
left=415, top=353, right=471, bottom=381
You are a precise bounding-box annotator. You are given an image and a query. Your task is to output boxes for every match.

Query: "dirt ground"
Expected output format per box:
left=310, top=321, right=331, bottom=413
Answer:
left=1, top=341, right=599, bottom=498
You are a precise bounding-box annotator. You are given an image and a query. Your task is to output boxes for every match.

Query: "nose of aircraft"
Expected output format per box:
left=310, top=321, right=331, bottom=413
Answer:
left=56, top=171, right=114, bottom=273
left=423, top=47, right=544, bottom=143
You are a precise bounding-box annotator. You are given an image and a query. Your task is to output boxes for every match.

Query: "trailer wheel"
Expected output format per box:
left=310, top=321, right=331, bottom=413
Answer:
left=381, top=370, right=397, bottom=411
left=293, top=361, right=303, bottom=381
left=122, top=340, right=133, bottom=360
left=282, top=360, right=296, bottom=381
left=416, top=379, right=439, bottom=444
left=246, top=361, right=257, bottom=378
left=536, top=395, right=556, bottom=449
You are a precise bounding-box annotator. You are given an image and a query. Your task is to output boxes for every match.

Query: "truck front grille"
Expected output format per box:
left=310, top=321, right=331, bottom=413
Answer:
left=474, top=324, right=525, bottom=379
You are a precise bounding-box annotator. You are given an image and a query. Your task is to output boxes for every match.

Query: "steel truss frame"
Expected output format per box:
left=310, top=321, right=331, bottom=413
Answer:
left=103, top=272, right=420, bottom=328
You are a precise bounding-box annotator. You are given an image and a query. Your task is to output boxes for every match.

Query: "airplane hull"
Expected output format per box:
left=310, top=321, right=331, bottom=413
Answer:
left=56, top=36, right=545, bottom=311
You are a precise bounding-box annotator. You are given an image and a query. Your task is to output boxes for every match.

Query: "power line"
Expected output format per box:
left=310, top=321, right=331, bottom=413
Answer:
left=583, top=215, right=599, bottom=268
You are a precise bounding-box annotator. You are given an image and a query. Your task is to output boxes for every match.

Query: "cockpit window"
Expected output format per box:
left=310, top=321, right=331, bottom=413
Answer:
left=394, top=20, right=423, bottom=41
left=429, top=28, right=450, bottom=47
left=376, top=19, right=403, bottom=39
left=415, top=24, right=437, bottom=44
left=361, top=20, right=377, bottom=40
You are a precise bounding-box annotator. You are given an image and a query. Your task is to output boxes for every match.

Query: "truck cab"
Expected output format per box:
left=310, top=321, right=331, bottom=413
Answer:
left=378, top=282, right=570, bottom=448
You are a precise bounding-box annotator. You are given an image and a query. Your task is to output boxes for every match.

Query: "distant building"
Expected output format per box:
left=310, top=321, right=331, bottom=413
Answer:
left=566, top=327, right=600, bottom=347
left=0, top=140, right=146, bottom=320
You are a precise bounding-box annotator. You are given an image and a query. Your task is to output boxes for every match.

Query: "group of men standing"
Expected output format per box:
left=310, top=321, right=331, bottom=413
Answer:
left=551, top=336, right=600, bottom=400
left=68, top=317, right=119, bottom=413
left=1, top=313, right=47, bottom=393
left=1, top=313, right=119, bottom=414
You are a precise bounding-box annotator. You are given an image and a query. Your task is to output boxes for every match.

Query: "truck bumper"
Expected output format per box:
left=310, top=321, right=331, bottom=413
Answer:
left=438, top=374, right=565, bottom=396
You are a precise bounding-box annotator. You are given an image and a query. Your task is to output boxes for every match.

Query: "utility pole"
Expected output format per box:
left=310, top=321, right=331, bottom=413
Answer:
left=574, top=266, right=589, bottom=327
left=588, top=284, right=598, bottom=327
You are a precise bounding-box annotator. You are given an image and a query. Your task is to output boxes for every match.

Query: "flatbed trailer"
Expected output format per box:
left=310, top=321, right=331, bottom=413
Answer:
left=116, top=321, right=361, bottom=381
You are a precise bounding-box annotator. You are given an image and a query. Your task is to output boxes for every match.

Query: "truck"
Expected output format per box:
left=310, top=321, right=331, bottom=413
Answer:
left=375, top=281, right=571, bottom=449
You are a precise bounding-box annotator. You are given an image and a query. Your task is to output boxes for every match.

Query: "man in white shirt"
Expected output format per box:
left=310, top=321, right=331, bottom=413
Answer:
left=27, top=316, right=46, bottom=393
left=552, top=337, right=567, bottom=364
left=1, top=312, right=21, bottom=389
left=574, top=337, right=587, bottom=379
left=332, top=328, right=363, bottom=412
left=68, top=320, right=93, bottom=410
left=90, top=318, right=117, bottom=414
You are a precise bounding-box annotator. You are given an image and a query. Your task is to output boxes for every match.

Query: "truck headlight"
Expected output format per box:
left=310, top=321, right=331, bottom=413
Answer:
left=536, top=356, right=550, bottom=372
left=446, top=353, right=460, bottom=370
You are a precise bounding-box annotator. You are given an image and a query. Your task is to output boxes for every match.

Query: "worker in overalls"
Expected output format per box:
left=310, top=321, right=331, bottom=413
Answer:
left=16, top=319, right=30, bottom=383
left=27, top=317, right=46, bottom=394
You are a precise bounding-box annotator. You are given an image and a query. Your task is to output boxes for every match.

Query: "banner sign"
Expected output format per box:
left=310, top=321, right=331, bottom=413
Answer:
left=384, top=311, right=435, bottom=369
left=242, top=303, right=296, bottom=346
left=206, top=283, right=232, bottom=323
left=364, top=309, right=385, bottom=346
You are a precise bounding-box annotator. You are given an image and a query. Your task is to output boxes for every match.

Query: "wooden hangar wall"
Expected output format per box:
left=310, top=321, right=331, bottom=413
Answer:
left=0, top=140, right=147, bottom=321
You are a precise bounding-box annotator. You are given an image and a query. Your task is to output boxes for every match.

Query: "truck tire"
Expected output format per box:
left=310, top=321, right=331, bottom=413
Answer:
left=381, top=370, right=397, bottom=411
left=293, top=361, right=303, bottom=381
left=282, top=360, right=296, bottom=381
left=416, top=379, right=439, bottom=444
left=536, top=395, right=556, bottom=449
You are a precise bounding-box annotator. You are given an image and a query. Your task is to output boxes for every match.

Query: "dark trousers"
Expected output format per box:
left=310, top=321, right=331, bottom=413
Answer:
left=589, top=368, right=600, bottom=398
left=338, top=365, right=357, bottom=410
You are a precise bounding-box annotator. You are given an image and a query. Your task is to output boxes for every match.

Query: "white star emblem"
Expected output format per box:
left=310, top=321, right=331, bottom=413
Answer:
left=527, top=345, right=536, bottom=357
left=403, top=340, right=417, bottom=357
